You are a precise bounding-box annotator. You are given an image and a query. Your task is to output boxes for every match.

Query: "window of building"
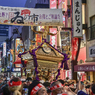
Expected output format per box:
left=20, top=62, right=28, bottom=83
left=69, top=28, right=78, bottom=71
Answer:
left=90, top=15, right=95, bottom=40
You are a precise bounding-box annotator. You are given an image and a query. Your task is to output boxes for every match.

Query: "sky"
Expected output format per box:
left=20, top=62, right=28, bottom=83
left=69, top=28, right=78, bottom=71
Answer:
left=0, top=0, right=27, bottom=7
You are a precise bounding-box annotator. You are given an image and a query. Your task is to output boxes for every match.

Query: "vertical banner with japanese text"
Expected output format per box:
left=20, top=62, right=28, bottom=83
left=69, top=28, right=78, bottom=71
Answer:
left=50, top=0, right=57, bottom=9
left=36, top=26, right=43, bottom=46
left=36, top=34, right=42, bottom=46
left=73, top=0, right=82, bottom=37
left=72, top=37, right=79, bottom=60
left=15, top=38, right=24, bottom=61
left=3, top=42, right=6, bottom=57
left=50, top=28, right=57, bottom=48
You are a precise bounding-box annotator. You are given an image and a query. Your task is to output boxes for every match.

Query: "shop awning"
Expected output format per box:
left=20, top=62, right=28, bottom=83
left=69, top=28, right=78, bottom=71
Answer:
left=13, top=60, right=27, bottom=64
left=74, top=62, right=95, bottom=72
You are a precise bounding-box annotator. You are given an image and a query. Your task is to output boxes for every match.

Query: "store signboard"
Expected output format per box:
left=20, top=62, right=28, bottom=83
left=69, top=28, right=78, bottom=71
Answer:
left=50, top=28, right=57, bottom=48
left=50, top=0, right=57, bottom=9
left=0, top=6, right=63, bottom=26
left=15, top=38, right=24, bottom=61
left=36, top=26, right=43, bottom=46
left=73, top=0, right=82, bottom=37
left=15, top=38, right=24, bottom=54
left=12, top=68, right=21, bottom=72
left=60, top=31, right=70, bottom=46
left=89, top=45, right=95, bottom=57
left=15, top=64, right=22, bottom=67
left=0, top=51, right=2, bottom=60
left=77, top=66, right=95, bottom=71
left=36, top=34, right=42, bottom=46
left=58, top=0, right=66, bottom=11
left=3, top=42, right=6, bottom=57
left=0, top=25, right=9, bottom=36
left=60, top=31, right=71, bottom=57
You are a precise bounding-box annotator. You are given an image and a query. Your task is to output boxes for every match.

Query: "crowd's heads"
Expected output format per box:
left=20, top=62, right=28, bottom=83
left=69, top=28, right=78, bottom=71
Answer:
left=85, top=85, right=91, bottom=89
left=28, top=80, right=47, bottom=95
left=43, top=82, right=51, bottom=94
left=66, top=77, right=69, bottom=80
left=92, top=81, right=94, bottom=84
left=58, top=79, right=65, bottom=85
left=8, top=77, right=22, bottom=92
left=26, top=77, right=32, bottom=86
left=91, top=84, right=95, bottom=94
left=50, top=81, right=64, bottom=95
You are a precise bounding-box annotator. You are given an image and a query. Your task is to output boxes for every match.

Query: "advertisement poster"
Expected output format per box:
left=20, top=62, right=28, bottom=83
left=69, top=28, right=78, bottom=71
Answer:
left=15, top=38, right=24, bottom=61
left=50, top=28, right=57, bottom=48
left=36, top=34, right=42, bottom=46
left=60, top=31, right=71, bottom=54
left=50, top=0, right=57, bottom=9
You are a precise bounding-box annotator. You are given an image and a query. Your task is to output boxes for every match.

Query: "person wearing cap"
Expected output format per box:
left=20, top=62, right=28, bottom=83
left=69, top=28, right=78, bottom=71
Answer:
left=28, top=80, right=47, bottom=95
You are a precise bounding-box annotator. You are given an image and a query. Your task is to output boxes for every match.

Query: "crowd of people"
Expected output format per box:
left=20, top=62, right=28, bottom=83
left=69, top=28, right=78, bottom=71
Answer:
left=0, top=75, right=95, bottom=95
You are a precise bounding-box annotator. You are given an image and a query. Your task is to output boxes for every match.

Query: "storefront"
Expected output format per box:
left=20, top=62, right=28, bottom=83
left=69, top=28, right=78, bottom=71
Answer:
left=74, top=62, right=95, bottom=82
left=74, top=46, right=87, bottom=81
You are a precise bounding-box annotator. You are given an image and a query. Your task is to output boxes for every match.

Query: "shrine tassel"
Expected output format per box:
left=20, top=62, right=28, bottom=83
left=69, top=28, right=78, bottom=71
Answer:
left=32, top=50, right=39, bottom=80
left=56, top=54, right=69, bottom=80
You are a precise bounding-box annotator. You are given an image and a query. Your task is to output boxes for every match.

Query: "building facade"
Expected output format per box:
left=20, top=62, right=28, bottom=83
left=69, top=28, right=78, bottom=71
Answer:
left=86, top=0, right=95, bottom=82
left=74, top=0, right=95, bottom=82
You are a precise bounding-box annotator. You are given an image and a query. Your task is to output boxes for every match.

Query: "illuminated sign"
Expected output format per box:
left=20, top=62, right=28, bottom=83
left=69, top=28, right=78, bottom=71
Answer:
left=50, top=28, right=57, bottom=48
left=12, top=68, right=21, bottom=72
left=50, top=0, right=57, bottom=9
left=3, top=42, right=6, bottom=57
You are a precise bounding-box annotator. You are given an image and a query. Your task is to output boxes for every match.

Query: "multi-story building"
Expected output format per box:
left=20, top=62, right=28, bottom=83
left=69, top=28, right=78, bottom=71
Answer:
left=85, top=0, right=95, bottom=82
left=25, top=0, right=49, bottom=8
left=74, top=0, right=95, bottom=82
left=0, top=25, right=9, bottom=71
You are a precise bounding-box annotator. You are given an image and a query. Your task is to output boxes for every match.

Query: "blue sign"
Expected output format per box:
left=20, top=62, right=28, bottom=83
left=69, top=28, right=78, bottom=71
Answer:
left=12, top=68, right=21, bottom=72
left=0, top=25, right=9, bottom=36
